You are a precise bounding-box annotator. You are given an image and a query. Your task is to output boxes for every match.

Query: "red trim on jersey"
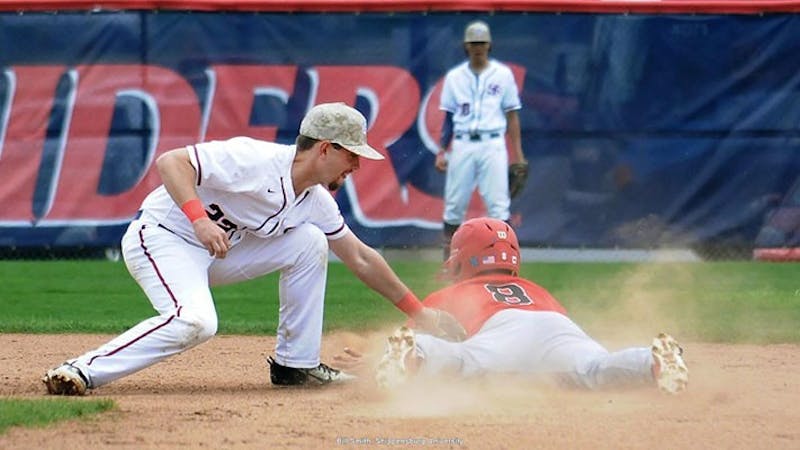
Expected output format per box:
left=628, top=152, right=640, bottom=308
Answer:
left=137, top=224, right=180, bottom=310
left=87, top=313, right=177, bottom=365
left=296, top=190, right=310, bottom=206
left=324, top=222, right=346, bottom=236
left=422, top=274, right=567, bottom=337
left=191, top=145, right=202, bottom=186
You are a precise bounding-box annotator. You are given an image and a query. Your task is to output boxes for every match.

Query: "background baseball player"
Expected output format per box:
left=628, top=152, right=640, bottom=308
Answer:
left=436, top=20, right=528, bottom=260
left=42, top=102, right=466, bottom=395
left=338, top=218, right=688, bottom=394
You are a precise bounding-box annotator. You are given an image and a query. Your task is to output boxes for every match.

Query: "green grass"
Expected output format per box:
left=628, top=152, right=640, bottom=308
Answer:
left=526, top=261, right=800, bottom=343
left=0, top=259, right=797, bottom=435
left=0, top=260, right=798, bottom=343
left=0, top=398, right=114, bottom=434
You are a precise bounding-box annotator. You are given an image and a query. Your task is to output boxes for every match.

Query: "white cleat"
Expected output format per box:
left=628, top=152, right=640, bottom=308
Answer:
left=375, top=326, right=417, bottom=389
left=652, top=333, right=689, bottom=394
left=42, top=363, right=89, bottom=396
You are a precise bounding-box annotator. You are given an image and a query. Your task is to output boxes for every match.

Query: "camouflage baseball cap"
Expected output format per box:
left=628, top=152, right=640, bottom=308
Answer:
left=299, top=102, right=384, bottom=160
left=464, top=20, right=491, bottom=43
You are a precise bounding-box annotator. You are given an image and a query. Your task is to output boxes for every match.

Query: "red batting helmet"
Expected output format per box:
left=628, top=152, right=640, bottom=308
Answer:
left=444, top=217, right=521, bottom=281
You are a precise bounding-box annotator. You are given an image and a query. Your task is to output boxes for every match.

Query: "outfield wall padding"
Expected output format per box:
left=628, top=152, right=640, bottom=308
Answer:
left=0, top=6, right=798, bottom=251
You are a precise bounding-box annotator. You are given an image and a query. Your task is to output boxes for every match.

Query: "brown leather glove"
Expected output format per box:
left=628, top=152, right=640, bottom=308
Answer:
left=508, top=162, right=529, bottom=199
left=414, top=307, right=467, bottom=342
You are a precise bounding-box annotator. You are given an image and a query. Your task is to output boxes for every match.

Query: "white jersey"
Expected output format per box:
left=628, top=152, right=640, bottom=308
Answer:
left=439, top=59, right=521, bottom=224
left=439, top=59, right=521, bottom=135
left=139, top=136, right=349, bottom=247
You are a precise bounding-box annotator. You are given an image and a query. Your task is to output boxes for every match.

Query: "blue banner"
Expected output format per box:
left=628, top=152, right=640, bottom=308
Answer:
left=0, top=12, right=798, bottom=250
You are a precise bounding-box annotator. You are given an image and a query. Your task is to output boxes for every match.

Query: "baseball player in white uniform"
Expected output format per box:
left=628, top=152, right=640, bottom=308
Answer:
left=42, top=102, right=466, bottom=395
left=354, top=218, right=688, bottom=394
left=436, top=20, right=526, bottom=259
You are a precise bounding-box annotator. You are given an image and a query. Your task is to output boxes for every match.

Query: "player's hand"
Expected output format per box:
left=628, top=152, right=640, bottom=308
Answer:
left=414, top=307, right=467, bottom=342
left=192, top=217, right=231, bottom=258
left=434, top=151, right=448, bottom=172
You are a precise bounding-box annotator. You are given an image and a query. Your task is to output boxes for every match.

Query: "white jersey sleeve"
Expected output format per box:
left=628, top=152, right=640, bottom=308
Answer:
left=187, top=137, right=276, bottom=193
left=499, top=64, right=522, bottom=112
left=304, top=185, right=350, bottom=240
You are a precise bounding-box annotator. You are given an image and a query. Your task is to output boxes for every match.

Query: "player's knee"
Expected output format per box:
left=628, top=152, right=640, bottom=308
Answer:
left=176, top=312, right=218, bottom=349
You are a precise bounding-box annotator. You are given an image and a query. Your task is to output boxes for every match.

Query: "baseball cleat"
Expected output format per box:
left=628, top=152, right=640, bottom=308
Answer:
left=42, top=363, right=89, bottom=396
left=375, top=326, right=417, bottom=389
left=651, top=333, right=689, bottom=394
left=267, top=357, right=356, bottom=386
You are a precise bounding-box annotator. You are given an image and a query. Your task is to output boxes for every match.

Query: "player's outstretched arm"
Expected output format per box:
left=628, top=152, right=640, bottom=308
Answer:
left=329, top=231, right=466, bottom=340
left=329, top=231, right=410, bottom=301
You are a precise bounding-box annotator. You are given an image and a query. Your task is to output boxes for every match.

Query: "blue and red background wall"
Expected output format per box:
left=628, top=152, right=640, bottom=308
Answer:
left=1, top=1, right=798, bottom=252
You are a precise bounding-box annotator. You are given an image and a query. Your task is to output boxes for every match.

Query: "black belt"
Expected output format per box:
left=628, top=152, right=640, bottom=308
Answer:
left=455, top=132, right=501, bottom=142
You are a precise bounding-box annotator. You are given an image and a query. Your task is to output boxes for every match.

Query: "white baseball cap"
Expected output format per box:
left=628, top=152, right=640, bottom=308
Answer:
left=299, top=102, right=384, bottom=160
left=464, top=21, right=491, bottom=43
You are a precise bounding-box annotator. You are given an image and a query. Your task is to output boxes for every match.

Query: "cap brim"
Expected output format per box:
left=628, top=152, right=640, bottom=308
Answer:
left=343, top=144, right=384, bottom=160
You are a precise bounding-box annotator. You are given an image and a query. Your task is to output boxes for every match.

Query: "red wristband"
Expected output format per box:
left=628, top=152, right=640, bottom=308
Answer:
left=395, top=291, right=423, bottom=317
left=180, top=199, right=207, bottom=223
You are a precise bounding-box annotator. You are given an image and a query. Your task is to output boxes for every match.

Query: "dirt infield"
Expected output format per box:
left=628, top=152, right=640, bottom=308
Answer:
left=1, top=332, right=798, bottom=450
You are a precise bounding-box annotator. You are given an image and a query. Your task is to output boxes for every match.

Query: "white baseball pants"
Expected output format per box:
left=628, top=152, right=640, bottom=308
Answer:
left=69, top=220, right=329, bottom=388
left=443, top=135, right=510, bottom=224
left=415, top=309, right=654, bottom=390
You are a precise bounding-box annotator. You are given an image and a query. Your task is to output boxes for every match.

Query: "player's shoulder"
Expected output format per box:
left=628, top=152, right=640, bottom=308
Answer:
left=214, top=135, right=260, bottom=147
left=221, top=138, right=295, bottom=176
left=307, top=184, right=333, bottom=198
left=446, top=61, right=471, bottom=77
left=488, top=59, right=515, bottom=76
left=514, top=277, right=557, bottom=298
left=230, top=136, right=288, bottom=151
left=205, top=136, right=287, bottom=153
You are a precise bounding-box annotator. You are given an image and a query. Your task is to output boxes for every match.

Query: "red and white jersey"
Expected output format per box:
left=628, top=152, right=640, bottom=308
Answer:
left=439, top=59, right=521, bottom=135
left=139, top=136, right=349, bottom=247
left=422, top=274, right=568, bottom=337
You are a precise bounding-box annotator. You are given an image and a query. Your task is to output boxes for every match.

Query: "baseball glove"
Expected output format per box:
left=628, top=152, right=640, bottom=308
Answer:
left=508, top=162, right=529, bottom=199
left=425, top=309, right=467, bottom=342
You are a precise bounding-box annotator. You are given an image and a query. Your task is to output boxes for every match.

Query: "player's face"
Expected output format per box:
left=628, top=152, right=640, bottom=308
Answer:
left=465, top=42, right=490, bottom=64
left=324, top=142, right=360, bottom=191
